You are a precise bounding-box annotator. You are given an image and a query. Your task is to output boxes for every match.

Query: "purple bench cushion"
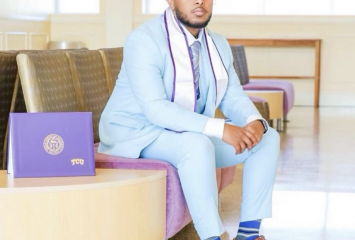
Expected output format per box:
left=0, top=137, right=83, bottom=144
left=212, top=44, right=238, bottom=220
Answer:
left=94, top=146, right=235, bottom=239
left=248, top=95, right=267, bottom=103
left=243, top=80, right=294, bottom=118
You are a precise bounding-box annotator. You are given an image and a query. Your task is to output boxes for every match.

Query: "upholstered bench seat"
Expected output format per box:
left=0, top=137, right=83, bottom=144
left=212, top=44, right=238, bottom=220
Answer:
left=243, top=80, right=294, bottom=119
left=94, top=146, right=235, bottom=239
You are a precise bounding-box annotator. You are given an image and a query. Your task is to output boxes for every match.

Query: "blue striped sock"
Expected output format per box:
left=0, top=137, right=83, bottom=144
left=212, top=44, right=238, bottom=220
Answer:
left=236, top=219, right=261, bottom=240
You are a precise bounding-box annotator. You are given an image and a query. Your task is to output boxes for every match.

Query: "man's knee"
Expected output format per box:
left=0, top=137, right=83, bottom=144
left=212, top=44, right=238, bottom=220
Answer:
left=260, top=128, right=280, bottom=167
left=184, top=132, right=215, bottom=154
left=252, top=128, right=280, bottom=162
left=178, top=133, right=215, bottom=167
left=263, top=128, right=280, bottom=148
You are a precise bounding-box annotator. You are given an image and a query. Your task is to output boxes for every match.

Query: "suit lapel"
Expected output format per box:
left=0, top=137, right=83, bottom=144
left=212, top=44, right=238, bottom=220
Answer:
left=200, top=36, right=217, bottom=118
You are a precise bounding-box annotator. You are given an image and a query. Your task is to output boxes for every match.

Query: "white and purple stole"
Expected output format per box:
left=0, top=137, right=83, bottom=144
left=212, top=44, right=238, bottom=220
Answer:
left=164, top=8, right=228, bottom=113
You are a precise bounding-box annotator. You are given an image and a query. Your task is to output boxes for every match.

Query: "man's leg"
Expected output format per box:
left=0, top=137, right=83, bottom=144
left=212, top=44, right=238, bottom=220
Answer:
left=140, top=128, right=279, bottom=239
left=210, top=128, right=280, bottom=240
left=210, top=128, right=280, bottom=221
left=140, top=130, right=224, bottom=239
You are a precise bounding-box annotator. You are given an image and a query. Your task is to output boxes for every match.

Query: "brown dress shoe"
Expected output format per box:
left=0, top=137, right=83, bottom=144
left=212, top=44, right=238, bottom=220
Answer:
left=233, top=236, right=266, bottom=240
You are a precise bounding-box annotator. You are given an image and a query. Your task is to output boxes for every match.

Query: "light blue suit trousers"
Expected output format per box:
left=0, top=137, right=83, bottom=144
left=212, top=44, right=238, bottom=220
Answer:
left=140, top=127, right=279, bottom=239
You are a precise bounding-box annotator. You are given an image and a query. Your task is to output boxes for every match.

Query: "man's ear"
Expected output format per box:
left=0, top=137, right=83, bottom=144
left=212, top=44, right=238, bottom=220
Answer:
left=166, top=0, right=175, bottom=10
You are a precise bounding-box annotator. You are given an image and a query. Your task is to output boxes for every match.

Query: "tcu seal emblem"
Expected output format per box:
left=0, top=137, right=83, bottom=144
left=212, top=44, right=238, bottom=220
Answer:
left=43, top=134, right=64, bottom=155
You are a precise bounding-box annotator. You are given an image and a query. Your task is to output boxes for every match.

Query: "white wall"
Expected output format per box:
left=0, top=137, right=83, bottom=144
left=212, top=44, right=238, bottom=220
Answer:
left=105, top=0, right=133, bottom=48
left=49, top=14, right=106, bottom=49
left=49, top=0, right=133, bottom=49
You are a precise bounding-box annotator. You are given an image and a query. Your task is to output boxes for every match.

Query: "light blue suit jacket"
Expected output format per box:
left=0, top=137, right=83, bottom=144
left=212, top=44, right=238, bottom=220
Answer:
left=98, top=14, right=260, bottom=158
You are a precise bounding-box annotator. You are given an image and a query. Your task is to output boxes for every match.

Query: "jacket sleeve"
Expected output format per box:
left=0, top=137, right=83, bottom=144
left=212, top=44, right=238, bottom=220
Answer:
left=123, top=29, right=210, bottom=133
left=217, top=37, right=262, bottom=127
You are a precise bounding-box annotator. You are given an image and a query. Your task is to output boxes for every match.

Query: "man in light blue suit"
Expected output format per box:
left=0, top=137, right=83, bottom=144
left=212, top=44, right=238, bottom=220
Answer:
left=98, top=0, right=279, bottom=239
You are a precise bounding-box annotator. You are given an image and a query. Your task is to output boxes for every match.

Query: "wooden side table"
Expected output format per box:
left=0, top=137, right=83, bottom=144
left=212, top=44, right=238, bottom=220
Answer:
left=0, top=169, right=166, bottom=240
left=244, top=90, right=284, bottom=131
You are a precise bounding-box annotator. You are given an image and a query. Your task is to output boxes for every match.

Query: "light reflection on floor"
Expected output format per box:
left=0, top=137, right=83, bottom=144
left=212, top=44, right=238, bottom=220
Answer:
left=170, top=107, right=355, bottom=240
left=261, top=191, right=355, bottom=239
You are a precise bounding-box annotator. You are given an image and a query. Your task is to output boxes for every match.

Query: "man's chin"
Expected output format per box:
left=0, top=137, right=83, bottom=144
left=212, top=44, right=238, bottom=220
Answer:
left=183, top=20, right=210, bottom=29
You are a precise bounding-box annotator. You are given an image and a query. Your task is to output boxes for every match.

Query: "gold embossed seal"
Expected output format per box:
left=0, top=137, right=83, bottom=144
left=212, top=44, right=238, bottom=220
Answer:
left=43, top=134, right=64, bottom=155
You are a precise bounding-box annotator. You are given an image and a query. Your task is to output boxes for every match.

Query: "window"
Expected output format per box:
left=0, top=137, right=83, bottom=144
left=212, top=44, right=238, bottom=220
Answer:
left=57, top=0, right=100, bottom=14
left=0, top=0, right=56, bottom=16
left=142, top=0, right=355, bottom=15
left=0, top=0, right=100, bottom=17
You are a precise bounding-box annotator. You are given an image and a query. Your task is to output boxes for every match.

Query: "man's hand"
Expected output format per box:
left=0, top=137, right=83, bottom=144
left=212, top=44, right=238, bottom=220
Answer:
left=222, top=123, right=258, bottom=154
left=243, top=120, right=264, bottom=146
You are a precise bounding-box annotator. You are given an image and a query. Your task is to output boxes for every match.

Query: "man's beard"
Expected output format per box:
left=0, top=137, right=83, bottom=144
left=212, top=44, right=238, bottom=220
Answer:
left=175, top=6, right=212, bottom=29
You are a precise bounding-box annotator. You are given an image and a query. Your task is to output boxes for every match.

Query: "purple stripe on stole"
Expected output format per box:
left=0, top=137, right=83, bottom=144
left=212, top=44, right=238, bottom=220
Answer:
left=209, top=34, right=229, bottom=78
left=164, top=11, right=177, bottom=102
left=203, top=30, right=218, bottom=105
left=174, top=18, right=197, bottom=112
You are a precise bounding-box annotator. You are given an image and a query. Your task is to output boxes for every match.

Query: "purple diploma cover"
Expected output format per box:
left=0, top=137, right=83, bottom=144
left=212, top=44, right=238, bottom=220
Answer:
left=7, top=112, right=96, bottom=178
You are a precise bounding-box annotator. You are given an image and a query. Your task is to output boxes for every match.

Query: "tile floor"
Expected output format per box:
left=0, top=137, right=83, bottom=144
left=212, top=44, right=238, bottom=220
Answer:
left=170, top=107, right=355, bottom=240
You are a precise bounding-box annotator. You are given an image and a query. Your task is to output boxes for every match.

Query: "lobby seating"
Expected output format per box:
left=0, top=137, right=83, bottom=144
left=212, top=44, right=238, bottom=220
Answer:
left=15, top=48, right=236, bottom=239
left=99, top=47, right=123, bottom=94
left=0, top=51, right=19, bottom=169
left=231, top=45, right=295, bottom=120
left=0, top=49, right=90, bottom=170
left=66, top=50, right=110, bottom=143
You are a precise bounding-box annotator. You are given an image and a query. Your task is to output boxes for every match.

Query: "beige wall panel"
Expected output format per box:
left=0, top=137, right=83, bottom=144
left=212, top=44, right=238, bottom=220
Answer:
left=6, top=32, right=27, bottom=50
left=29, top=32, right=49, bottom=50
left=320, top=92, right=355, bottom=107
left=0, top=32, right=3, bottom=50
left=245, top=47, right=314, bottom=76
left=327, top=37, right=355, bottom=83
left=0, top=17, right=50, bottom=50
left=50, top=15, right=106, bottom=50
left=290, top=80, right=315, bottom=106
left=105, top=0, right=133, bottom=47
left=0, top=18, right=49, bottom=34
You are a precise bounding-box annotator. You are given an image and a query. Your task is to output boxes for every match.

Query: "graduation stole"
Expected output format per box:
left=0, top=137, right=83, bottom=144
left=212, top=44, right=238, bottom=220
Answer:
left=164, top=8, right=228, bottom=112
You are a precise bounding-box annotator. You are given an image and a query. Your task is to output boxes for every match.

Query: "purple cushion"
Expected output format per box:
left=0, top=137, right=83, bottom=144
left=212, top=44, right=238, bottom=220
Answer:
left=94, top=146, right=235, bottom=238
left=248, top=95, right=267, bottom=103
left=243, top=80, right=294, bottom=118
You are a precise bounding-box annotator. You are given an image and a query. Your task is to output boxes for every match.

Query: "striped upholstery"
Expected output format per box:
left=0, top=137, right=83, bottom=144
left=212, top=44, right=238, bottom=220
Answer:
left=0, top=51, right=19, bottom=169
left=98, top=47, right=123, bottom=94
left=12, top=49, right=87, bottom=114
left=11, top=75, right=27, bottom=113
left=66, top=50, right=110, bottom=143
left=17, top=51, right=79, bottom=113
left=231, top=45, right=250, bottom=85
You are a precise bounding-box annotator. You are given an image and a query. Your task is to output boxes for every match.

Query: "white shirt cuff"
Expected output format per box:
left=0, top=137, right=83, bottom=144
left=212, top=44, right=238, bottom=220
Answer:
left=202, top=118, right=225, bottom=139
left=246, top=115, right=269, bottom=133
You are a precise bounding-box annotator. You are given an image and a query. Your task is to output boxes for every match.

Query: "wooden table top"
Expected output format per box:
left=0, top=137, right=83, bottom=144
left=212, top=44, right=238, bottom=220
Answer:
left=0, top=169, right=166, bottom=193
